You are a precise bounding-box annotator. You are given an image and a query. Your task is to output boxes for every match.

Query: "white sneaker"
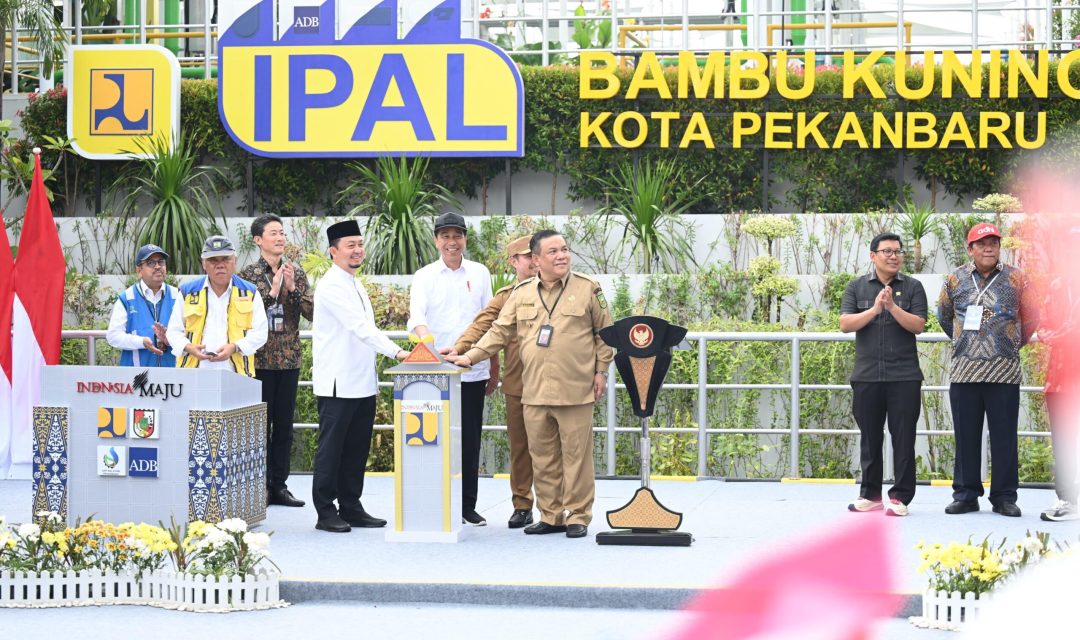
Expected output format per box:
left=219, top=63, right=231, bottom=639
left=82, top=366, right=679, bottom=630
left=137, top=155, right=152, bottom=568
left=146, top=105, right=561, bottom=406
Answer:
left=1041, top=499, right=1079, bottom=522
left=885, top=499, right=909, bottom=517
left=848, top=498, right=883, bottom=512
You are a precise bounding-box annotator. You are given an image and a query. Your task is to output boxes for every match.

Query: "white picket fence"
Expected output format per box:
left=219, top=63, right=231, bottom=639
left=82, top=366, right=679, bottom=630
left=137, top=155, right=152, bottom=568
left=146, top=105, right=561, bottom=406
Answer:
left=910, top=588, right=990, bottom=631
left=0, top=569, right=284, bottom=611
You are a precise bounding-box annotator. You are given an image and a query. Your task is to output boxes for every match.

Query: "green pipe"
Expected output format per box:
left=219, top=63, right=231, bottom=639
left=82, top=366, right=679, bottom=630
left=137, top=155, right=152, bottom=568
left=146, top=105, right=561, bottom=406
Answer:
left=124, top=0, right=138, bottom=42
left=164, top=0, right=180, bottom=54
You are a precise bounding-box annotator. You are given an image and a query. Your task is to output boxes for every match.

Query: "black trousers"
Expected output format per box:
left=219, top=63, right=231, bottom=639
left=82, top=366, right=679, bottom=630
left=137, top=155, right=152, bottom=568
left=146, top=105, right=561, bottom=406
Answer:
left=256, top=368, right=300, bottom=493
left=851, top=380, right=920, bottom=504
left=949, top=383, right=1020, bottom=506
left=461, top=380, right=486, bottom=512
left=1044, top=392, right=1080, bottom=504
left=313, top=395, right=376, bottom=520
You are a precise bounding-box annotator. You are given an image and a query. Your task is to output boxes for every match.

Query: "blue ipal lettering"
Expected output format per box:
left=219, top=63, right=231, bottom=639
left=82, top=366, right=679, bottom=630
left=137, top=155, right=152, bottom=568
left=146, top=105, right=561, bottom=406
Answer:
left=353, top=53, right=434, bottom=141
left=446, top=53, right=506, bottom=141
left=288, top=54, right=355, bottom=142
left=254, top=55, right=272, bottom=141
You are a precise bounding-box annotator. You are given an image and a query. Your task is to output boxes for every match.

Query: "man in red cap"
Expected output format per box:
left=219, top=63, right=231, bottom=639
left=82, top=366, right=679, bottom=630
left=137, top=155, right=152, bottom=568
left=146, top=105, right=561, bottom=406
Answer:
left=938, top=222, right=1037, bottom=517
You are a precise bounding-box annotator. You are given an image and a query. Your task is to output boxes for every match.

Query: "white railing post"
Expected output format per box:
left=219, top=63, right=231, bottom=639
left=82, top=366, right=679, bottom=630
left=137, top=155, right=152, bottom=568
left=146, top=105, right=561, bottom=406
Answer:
left=697, top=336, right=708, bottom=476
left=790, top=337, right=801, bottom=478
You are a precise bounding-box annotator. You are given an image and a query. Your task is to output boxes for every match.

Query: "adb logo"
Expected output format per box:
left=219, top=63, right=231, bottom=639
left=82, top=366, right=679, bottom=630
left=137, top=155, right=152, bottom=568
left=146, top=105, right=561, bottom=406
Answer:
left=218, top=0, right=524, bottom=157
left=67, top=45, right=180, bottom=159
left=293, top=6, right=320, bottom=34
left=128, top=447, right=159, bottom=478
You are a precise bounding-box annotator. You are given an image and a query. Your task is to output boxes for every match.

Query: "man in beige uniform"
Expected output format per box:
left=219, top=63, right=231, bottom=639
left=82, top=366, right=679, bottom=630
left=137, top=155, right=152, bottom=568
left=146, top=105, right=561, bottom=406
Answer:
left=454, top=236, right=538, bottom=529
left=451, top=230, right=614, bottom=539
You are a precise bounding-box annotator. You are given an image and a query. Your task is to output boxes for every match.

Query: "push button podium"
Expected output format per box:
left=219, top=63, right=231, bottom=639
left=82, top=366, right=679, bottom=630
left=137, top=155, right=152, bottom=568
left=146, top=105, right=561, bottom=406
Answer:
left=31, top=366, right=266, bottom=527
left=385, top=342, right=465, bottom=543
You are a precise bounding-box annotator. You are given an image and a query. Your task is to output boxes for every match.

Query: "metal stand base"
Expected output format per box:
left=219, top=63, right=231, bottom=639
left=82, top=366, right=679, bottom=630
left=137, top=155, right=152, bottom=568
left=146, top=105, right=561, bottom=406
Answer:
left=595, top=530, right=694, bottom=547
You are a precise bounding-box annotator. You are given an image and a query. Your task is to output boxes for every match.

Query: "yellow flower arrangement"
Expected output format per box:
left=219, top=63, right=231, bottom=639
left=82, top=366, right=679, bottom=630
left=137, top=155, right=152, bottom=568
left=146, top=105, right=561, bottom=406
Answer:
left=916, top=531, right=1060, bottom=597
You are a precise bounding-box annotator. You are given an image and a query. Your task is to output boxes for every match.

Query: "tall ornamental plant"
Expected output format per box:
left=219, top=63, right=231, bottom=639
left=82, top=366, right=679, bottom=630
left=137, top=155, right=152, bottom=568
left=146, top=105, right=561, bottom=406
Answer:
left=596, top=158, right=702, bottom=274
left=113, top=135, right=226, bottom=274
left=338, top=156, right=456, bottom=275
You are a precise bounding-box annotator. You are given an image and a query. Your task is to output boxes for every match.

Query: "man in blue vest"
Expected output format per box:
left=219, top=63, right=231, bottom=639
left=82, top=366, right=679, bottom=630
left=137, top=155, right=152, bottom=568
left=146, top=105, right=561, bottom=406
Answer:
left=106, top=244, right=180, bottom=367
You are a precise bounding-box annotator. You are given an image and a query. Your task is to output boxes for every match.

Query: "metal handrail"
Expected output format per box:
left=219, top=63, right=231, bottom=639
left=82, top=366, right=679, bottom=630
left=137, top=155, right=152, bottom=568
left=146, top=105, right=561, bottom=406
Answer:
left=61, top=329, right=1048, bottom=480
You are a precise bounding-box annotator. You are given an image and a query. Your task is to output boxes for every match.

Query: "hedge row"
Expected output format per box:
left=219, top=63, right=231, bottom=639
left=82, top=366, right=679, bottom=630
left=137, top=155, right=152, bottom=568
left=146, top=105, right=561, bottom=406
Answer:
left=18, top=61, right=1080, bottom=215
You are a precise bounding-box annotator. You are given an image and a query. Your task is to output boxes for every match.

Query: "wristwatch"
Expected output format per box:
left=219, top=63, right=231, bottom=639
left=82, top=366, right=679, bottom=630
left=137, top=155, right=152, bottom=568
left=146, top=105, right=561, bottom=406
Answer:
left=596, top=371, right=609, bottom=378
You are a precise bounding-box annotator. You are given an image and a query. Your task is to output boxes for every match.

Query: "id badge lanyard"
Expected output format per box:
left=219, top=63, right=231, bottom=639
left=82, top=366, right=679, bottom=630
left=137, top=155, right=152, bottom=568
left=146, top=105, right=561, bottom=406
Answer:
left=264, top=271, right=287, bottom=333
left=536, top=280, right=566, bottom=347
left=964, top=270, right=1001, bottom=331
left=140, top=288, right=163, bottom=366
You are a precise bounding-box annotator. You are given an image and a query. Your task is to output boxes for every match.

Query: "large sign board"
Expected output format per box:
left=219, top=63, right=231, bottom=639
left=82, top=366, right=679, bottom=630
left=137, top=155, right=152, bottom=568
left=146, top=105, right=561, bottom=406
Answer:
left=218, top=0, right=524, bottom=158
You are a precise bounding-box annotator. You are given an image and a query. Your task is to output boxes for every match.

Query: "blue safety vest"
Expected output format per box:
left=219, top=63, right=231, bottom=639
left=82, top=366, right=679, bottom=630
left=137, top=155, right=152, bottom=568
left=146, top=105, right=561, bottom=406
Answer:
left=117, top=284, right=178, bottom=367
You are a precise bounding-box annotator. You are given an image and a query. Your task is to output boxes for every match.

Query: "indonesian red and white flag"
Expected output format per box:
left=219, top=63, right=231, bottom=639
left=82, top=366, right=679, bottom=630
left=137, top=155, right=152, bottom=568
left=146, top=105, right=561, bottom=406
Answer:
left=0, top=213, right=13, bottom=476
left=8, top=152, right=64, bottom=479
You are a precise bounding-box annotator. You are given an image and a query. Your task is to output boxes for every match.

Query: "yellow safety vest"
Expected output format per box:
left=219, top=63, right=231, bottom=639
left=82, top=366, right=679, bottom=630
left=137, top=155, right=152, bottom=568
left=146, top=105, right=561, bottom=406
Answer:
left=177, top=276, right=257, bottom=376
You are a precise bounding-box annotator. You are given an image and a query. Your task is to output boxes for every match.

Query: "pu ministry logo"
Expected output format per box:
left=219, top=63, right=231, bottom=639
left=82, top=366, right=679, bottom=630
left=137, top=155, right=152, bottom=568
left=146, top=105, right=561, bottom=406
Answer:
left=217, top=0, right=523, bottom=157
left=66, top=45, right=180, bottom=159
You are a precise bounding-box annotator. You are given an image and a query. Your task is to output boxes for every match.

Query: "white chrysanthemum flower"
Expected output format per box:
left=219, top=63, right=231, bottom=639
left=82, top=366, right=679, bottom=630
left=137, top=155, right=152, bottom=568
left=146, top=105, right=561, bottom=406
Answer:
left=243, top=532, right=271, bottom=552
left=17, top=523, right=41, bottom=540
left=217, top=518, right=248, bottom=534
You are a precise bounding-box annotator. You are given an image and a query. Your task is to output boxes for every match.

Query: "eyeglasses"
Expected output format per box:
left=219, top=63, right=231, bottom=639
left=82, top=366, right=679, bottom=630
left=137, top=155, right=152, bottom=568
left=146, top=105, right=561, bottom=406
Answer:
left=141, top=259, right=167, bottom=268
left=872, top=249, right=904, bottom=257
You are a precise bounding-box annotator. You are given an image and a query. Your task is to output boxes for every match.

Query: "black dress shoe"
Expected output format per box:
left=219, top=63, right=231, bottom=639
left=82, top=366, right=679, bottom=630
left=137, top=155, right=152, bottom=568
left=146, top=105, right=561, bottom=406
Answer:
left=268, top=488, right=306, bottom=507
left=462, top=509, right=487, bottom=526
left=524, top=521, right=567, bottom=535
left=340, top=509, right=387, bottom=528
left=566, top=524, right=588, bottom=538
left=945, top=500, right=980, bottom=515
left=992, top=502, right=1022, bottom=517
left=315, top=515, right=351, bottom=533
left=508, top=509, right=533, bottom=529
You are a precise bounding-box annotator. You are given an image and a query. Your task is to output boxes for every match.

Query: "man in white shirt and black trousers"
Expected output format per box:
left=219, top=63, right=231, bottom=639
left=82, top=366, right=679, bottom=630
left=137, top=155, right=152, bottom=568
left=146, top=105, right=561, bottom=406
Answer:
left=312, top=220, right=409, bottom=533
left=408, top=212, right=494, bottom=526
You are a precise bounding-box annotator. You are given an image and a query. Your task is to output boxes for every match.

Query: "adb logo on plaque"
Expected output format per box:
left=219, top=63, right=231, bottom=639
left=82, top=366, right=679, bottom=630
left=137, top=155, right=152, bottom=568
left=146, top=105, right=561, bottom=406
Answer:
left=66, top=45, right=180, bottom=159
left=128, top=447, right=159, bottom=478
left=218, top=0, right=523, bottom=157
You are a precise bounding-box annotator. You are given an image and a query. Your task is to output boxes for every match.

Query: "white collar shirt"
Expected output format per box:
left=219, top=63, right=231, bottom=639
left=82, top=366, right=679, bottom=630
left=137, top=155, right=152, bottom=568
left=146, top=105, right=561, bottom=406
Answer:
left=407, top=257, right=492, bottom=383
left=165, top=277, right=268, bottom=371
left=312, top=264, right=402, bottom=398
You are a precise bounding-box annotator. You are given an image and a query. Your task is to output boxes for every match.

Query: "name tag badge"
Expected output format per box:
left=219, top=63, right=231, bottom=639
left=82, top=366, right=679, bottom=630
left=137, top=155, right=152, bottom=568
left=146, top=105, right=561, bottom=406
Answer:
left=963, top=305, right=984, bottom=331
left=536, top=324, right=554, bottom=347
left=268, top=303, right=285, bottom=333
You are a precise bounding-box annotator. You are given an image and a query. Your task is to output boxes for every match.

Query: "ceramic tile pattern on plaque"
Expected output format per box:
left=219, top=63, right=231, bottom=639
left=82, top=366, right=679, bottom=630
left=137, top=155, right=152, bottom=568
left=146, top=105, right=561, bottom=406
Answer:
left=32, top=407, right=69, bottom=523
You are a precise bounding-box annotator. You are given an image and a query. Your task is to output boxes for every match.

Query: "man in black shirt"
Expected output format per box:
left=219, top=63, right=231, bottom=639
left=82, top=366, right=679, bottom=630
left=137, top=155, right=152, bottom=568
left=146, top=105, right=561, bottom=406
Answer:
left=839, top=233, right=928, bottom=516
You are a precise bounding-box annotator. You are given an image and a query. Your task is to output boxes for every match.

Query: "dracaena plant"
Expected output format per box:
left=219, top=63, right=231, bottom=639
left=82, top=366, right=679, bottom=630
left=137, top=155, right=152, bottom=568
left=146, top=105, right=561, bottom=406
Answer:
left=338, top=156, right=458, bottom=275
left=112, top=134, right=227, bottom=274
left=596, top=157, right=704, bottom=274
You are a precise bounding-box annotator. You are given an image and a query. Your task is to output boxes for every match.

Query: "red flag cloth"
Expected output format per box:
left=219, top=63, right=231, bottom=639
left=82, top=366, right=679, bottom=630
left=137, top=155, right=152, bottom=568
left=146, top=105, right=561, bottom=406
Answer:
left=12, top=153, right=64, bottom=364
left=0, top=212, right=13, bottom=472
left=8, top=152, right=64, bottom=475
left=0, top=214, right=12, bottom=383
left=665, top=517, right=900, bottom=640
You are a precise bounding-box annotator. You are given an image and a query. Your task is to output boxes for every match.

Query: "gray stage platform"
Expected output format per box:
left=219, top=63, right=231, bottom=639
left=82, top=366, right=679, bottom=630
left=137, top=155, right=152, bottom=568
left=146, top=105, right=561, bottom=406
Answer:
left=2, top=474, right=1076, bottom=615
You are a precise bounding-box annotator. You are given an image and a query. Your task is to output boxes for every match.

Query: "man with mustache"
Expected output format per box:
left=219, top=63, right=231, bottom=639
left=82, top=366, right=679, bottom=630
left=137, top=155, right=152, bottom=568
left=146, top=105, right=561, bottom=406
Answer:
left=449, top=230, right=614, bottom=539
left=166, top=235, right=267, bottom=376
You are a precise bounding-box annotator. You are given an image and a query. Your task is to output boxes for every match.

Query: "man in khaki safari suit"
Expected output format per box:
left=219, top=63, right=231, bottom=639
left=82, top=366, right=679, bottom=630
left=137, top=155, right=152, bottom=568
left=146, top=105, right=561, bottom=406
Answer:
left=450, top=230, right=614, bottom=539
left=454, top=235, right=539, bottom=529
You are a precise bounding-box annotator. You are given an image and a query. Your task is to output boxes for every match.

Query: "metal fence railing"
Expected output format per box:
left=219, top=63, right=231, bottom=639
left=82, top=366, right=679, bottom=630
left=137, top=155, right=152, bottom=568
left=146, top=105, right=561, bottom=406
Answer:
left=61, top=329, right=1047, bottom=479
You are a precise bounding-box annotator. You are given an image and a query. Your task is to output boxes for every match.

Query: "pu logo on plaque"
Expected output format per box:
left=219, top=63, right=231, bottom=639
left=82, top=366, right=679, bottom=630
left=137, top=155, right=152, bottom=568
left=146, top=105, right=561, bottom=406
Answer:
left=403, top=403, right=440, bottom=446
left=128, top=447, right=159, bottom=478
left=217, top=0, right=524, bottom=158
left=98, top=446, right=127, bottom=477
left=66, top=45, right=180, bottom=159
left=131, top=408, right=159, bottom=439
left=97, top=407, right=128, bottom=438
